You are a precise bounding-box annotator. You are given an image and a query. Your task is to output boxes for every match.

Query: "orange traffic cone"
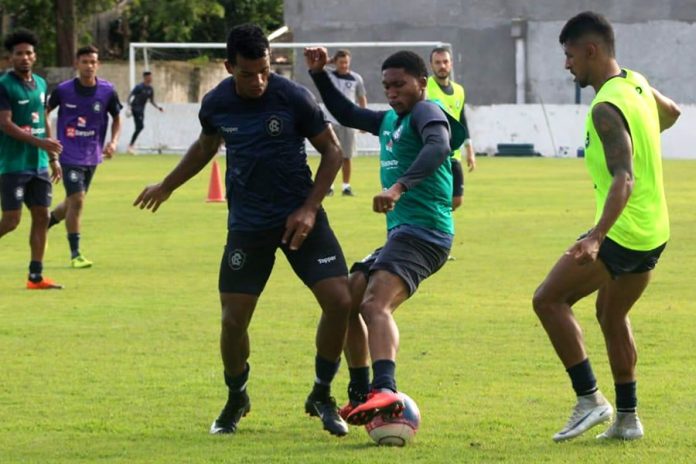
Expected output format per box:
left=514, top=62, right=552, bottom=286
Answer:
left=206, top=159, right=225, bottom=202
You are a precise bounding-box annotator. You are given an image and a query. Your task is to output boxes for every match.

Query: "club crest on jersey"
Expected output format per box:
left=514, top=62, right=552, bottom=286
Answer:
left=92, top=101, right=102, bottom=113
left=266, top=116, right=283, bottom=136
left=228, top=248, right=246, bottom=271
left=77, top=116, right=87, bottom=127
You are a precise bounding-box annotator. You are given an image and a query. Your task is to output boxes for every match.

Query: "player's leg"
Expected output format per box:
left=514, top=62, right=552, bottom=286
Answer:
left=128, top=112, right=144, bottom=153
left=451, top=157, right=464, bottom=211
left=594, top=271, right=651, bottom=440
left=210, top=231, right=275, bottom=434
left=62, top=166, right=96, bottom=267
left=25, top=174, right=62, bottom=289
left=347, top=234, right=448, bottom=425
left=283, top=209, right=352, bottom=436
left=0, top=208, right=21, bottom=237
left=0, top=174, right=23, bottom=238
left=340, top=127, right=355, bottom=196
left=533, top=249, right=613, bottom=441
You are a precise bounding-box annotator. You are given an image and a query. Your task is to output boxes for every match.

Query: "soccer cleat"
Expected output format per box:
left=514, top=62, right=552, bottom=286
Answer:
left=26, top=277, right=64, bottom=290
left=345, top=389, right=404, bottom=426
left=596, top=412, right=644, bottom=440
left=127, top=145, right=136, bottom=155
left=341, top=186, right=354, bottom=196
left=210, top=390, right=251, bottom=434
left=305, top=393, right=349, bottom=436
left=71, top=254, right=93, bottom=269
left=553, top=391, right=613, bottom=442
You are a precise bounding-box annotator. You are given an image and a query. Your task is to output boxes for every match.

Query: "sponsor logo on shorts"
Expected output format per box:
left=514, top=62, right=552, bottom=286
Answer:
left=220, top=126, right=238, bottom=134
left=317, top=255, right=337, bottom=264
left=14, top=187, right=24, bottom=200
left=266, top=116, right=283, bottom=136
left=228, top=248, right=246, bottom=271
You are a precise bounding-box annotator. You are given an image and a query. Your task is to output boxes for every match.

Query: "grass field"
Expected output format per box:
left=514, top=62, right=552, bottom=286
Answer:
left=1, top=155, right=695, bottom=463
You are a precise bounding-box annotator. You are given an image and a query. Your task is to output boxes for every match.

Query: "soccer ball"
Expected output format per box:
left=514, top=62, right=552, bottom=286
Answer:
left=365, top=392, right=421, bottom=446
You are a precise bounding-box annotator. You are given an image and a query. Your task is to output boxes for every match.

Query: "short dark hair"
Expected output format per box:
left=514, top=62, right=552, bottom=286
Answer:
left=429, top=47, right=451, bottom=62
left=333, top=49, right=350, bottom=61
left=381, top=51, right=428, bottom=79
left=4, top=28, right=39, bottom=52
left=143, top=71, right=152, bottom=77
left=559, top=11, right=615, bottom=56
left=76, top=45, right=99, bottom=59
left=226, top=24, right=270, bottom=65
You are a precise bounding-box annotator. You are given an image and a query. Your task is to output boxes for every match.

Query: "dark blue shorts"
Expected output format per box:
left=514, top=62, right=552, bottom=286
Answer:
left=0, top=171, right=52, bottom=211
left=219, top=208, right=348, bottom=295
left=62, top=164, right=97, bottom=196
left=451, top=158, right=464, bottom=197
left=350, top=233, right=450, bottom=296
left=598, top=236, right=667, bottom=278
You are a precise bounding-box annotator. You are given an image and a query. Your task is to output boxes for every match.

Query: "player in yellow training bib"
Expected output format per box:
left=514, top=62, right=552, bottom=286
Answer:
left=532, top=11, right=680, bottom=442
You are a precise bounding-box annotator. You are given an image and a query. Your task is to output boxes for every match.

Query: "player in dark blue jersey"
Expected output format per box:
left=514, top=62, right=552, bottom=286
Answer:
left=134, top=25, right=351, bottom=437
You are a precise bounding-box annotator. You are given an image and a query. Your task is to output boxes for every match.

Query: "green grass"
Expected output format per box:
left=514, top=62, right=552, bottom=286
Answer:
left=1, top=155, right=695, bottom=463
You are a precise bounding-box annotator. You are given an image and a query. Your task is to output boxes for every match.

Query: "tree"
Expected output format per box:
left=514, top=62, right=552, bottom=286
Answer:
left=126, top=0, right=225, bottom=43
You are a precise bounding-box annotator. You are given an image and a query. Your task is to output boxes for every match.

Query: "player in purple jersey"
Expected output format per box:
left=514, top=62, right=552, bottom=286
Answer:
left=46, top=45, right=122, bottom=268
left=134, top=25, right=352, bottom=437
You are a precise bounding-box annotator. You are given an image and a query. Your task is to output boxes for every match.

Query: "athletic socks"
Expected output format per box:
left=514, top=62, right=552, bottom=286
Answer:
left=224, top=363, right=250, bottom=395
left=28, top=260, right=43, bottom=283
left=312, top=355, right=340, bottom=398
left=371, top=359, right=397, bottom=392
left=566, top=358, right=598, bottom=396
left=68, top=233, right=80, bottom=259
left=348, top=366, right=370, bottom=402
left=615, top=381, right=637, bottom=413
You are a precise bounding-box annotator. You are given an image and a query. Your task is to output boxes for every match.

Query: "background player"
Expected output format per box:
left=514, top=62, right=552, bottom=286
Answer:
left=134, top=25, right=352, bottom=437
left=306, top=46, right=465, bottom=425
left=533, top=11, right=680, bottom=442
left=0, top=29, right=63, bottom=289
left=126, top=70, right=162, bottom=154
left=46, top=45, right=122, bottom=268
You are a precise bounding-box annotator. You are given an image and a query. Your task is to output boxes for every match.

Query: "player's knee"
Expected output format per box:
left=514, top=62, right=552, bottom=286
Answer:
left=0, top=214, right=20, bottom=232
left=359, top=299, right=388, bottom=326
left=68, top=195, right=85, bottom=211
left=220, top=306, right=249, bottom=337
left=532, top=287, right=553, bottom=317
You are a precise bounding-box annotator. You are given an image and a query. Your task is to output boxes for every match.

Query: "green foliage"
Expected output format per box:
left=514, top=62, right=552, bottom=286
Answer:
left=1, top=156, right=695, bottom=462
left=127, top=0, right=225, bottom=42
left=0, top=0, right=117, bottom=67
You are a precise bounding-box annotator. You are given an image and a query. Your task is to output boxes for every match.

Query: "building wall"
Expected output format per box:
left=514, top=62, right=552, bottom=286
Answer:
left=284, top=0, right=696, bottom=104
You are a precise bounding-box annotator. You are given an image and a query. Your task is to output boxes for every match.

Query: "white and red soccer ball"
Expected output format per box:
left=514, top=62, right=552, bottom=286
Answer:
left=365, top=392, right=421, bottom=446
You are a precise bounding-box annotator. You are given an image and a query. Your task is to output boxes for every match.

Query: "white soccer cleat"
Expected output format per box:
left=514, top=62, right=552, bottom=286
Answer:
left=596, top=412, right=644, bottom=440
left=553, top=391, right=613, bottom=442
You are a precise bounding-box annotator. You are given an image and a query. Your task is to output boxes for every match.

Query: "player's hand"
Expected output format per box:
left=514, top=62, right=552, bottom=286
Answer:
left=304, top=47, right=329, bottom=73
left=566, top=232, right=601, bottom=265
left=158, top=106, right=164, bottom=113
left=49, top=159, right=62, bottom=183
left=103, top=141, right=117, bottom=159
left=466, top=147, right=476, bottom=172
left=40, top=137, right=63, bottom=156
left=282, top=205, right=317, bottom=251
left=133, top=183, right=172, bottom=213
left=373, top=183, right=405, bottom=214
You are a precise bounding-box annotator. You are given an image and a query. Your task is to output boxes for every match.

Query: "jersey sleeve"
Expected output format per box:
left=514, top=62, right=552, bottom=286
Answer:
left=410, top=100, right=449, bottom=135
left=198, top=96, right=217, bottom=135
left=293, top=84, right=328, bottom=139
left=47, top=88, right=61, bottom=110
left=107, top=90, right=123, bottom=117
left=355, top=73, right=367, bottom=99
left=0, top=83, right=11, bottom=111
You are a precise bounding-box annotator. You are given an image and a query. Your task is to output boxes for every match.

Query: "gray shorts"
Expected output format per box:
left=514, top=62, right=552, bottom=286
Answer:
left=333, top=124, right=356, bottom=159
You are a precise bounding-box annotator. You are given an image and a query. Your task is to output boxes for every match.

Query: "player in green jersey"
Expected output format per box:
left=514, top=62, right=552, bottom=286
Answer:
left=532, top=12, right=681, bottom=442
left=0, top=29, right=63, bottom=289
left=306, top=46, right=465, bottom=426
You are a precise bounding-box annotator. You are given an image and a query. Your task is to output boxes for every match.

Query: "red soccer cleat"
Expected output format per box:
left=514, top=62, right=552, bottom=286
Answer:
left=345, top=389, right=404, bottom=425
left=26, top=277, right=64, bottom=290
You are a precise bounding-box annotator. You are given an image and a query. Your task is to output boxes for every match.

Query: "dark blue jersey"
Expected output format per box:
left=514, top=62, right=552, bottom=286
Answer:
left=199, top=73, right=328, bottom=231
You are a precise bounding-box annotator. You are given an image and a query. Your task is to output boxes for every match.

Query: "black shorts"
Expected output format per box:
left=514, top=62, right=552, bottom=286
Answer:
left=62, top=164, right=97, bottom=196
left=350, top=233, right=450, bottom=296
left=597, top=236, right=667, bottom=278
left=451, top=158, right=464, bottom=197
left=219, top=208, right=348, bottom=295
left=0, top=171, right=52, bottom=211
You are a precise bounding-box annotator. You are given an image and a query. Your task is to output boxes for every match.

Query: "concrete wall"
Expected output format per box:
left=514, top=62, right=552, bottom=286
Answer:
left=105, top=102, right=696, bottom=160
left=284, top=0, right=696, bottom=104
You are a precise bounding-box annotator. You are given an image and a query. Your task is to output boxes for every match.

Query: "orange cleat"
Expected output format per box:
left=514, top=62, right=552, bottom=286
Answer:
left=26, top=277, right=64, bottom=290
left=345, top=389, right=404, bottom=425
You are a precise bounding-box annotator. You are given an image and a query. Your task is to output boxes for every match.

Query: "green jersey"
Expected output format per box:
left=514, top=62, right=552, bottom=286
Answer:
left=0, top=72, right=49, bottom=174
left=585, top=69, right=669, bottom=250
left=378, top=101, right=466, bottom=235
left=426, top=76, right=466, bottom=160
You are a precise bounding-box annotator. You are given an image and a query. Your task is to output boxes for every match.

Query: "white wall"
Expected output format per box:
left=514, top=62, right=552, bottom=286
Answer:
left=108, top=103, right=696, bottom=159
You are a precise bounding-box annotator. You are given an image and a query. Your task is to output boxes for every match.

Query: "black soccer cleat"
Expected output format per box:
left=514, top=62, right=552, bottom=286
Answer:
left=305, top=393, right=349, bottom=437
left=210, top=390, right=251, bottom=434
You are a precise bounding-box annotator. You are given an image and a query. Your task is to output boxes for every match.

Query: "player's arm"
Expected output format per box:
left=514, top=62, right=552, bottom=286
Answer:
left=374, top=103, right=451, bottom=214
left=305, top=47, right=383, bottom=134
left=44, top=88, right=59, bottom=141
left=149, top=89, right=163, bottom=112
left=459, top=106, right=476, bottom=172
left=104, top=93, right=123, bottom=158
left=569, top=102, right=633, bottom=264
left=134, top=131, right=221, bottom=212
left=358, top=95, right=367, bottom=109
left=652, top=87, right=680, bottom=132
left=0, top=107, right=62, bottom=158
